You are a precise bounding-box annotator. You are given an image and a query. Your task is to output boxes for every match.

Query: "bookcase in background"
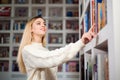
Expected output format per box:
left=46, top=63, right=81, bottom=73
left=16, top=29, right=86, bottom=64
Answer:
left=0, top=0, right=80, bottom=80
left=79, top=0, right=120, bottom=80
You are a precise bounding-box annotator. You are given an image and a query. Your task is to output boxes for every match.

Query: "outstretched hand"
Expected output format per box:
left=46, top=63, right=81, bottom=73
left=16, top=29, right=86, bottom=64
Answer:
left=81, top=24, right=96, bottom=44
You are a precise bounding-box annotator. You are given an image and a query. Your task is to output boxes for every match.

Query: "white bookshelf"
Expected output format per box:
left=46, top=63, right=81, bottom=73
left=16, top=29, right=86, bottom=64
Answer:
left=79, top=0, right=120, bottom=80
left=0, top=0, right=80, bottom=80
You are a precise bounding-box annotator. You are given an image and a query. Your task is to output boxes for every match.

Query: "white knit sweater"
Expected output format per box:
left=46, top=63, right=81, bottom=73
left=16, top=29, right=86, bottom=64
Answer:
left=22, top=39, right=85, bottom=80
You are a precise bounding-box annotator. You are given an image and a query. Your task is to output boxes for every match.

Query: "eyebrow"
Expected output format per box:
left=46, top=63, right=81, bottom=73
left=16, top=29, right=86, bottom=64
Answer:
left=35, top=21, right=45, bottom=23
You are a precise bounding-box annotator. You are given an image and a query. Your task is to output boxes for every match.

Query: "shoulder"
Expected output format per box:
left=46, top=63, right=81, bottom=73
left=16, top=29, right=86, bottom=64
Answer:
left=22, top=44, right=49, bottom=58
left=23, top=44, right=33, bottom=52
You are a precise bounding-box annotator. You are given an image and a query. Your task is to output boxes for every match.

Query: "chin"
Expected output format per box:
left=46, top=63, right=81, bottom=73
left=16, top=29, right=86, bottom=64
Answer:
left=40, top=33, right=46, bottom=36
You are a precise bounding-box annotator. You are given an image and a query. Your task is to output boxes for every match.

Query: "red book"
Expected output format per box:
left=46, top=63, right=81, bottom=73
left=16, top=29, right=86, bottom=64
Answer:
left=0, top=7, right=11, bottom=16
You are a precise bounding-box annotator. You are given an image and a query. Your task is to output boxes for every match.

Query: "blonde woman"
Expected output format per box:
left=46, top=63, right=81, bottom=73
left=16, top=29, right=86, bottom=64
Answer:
left=17, top=16, right=96, bottom=80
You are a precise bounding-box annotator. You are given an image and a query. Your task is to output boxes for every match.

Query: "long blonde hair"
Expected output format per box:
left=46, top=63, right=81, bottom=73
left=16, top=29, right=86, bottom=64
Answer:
left=17, top=16, right=46, bottom=73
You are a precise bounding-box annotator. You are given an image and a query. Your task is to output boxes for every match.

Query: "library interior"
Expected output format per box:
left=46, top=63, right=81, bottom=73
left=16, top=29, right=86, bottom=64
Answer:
left=0, top=0, right=120, bottom=80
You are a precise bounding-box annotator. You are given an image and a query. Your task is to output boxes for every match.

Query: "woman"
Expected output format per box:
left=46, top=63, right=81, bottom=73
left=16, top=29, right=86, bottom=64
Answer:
left=17, top=16, right=96, bottom=80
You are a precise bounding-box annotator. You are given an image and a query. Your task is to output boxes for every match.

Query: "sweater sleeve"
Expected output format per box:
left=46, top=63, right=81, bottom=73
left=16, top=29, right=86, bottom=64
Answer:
left=22, top=39, right=85, bottom=69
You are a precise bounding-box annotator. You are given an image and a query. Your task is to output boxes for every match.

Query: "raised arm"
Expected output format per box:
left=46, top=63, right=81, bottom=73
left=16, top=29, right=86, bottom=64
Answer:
left=22, top=39, right=84, bottom=69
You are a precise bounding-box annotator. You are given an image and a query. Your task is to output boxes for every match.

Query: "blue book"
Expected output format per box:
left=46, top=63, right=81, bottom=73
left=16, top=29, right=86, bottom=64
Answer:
left=85, top=12, right=89, bottom=32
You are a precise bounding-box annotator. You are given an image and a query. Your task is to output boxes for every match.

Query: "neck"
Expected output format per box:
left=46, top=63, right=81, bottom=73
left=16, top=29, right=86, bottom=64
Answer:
left=32, top=34, right=43, bottom=43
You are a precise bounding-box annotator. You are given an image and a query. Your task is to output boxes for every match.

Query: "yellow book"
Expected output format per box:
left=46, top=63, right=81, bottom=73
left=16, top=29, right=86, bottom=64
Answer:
left=98, top=3, right=102, bottom=32
left=101, top=0, right=106, bottom=28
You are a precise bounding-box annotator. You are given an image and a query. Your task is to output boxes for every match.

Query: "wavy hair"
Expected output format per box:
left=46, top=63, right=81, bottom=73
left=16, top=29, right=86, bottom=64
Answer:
left=17, top=16, right=46, bottom=73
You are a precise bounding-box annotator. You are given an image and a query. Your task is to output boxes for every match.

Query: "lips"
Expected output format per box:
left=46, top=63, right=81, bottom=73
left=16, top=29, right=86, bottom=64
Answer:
left=40, top=28, right=46, bottom=31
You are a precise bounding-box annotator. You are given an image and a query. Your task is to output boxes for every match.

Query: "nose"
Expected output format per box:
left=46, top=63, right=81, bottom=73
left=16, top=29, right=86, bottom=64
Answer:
left=42, top=25, right=46, bottom=28
left=42, top=23, right=46, bottom=27
left=41, top=25, right=46, bottom=30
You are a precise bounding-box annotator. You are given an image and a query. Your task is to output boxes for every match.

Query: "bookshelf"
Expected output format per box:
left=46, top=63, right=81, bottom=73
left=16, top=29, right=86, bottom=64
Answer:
left=0, top=0, right=80, bottom=80
left=79, top=0, right=120, bottom=80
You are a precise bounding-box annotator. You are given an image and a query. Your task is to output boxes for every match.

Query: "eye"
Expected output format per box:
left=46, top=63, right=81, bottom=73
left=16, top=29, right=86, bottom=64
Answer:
left=44, top=23, right=46, bottom=26
left=37, top=22, right=41, bottom=25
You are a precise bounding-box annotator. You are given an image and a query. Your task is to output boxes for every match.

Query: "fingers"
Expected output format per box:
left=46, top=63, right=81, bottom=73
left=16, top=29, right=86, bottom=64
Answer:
left=89, top=23, right=97, bottom=38
left=86, top=33, right=92, bottom=41
left=82, top=24, right=97, bottom=44
left=89, top=23, right=95, bottom=32
left=90, top=31, right=96, bottom=38
left=83, top=33, right=92, bottom=44
left=82, top=31, right=96, bottom=44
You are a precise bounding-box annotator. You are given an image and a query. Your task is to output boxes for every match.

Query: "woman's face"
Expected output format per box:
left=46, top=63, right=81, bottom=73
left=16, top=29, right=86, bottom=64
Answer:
left=31, top=18, right=47, bottom=36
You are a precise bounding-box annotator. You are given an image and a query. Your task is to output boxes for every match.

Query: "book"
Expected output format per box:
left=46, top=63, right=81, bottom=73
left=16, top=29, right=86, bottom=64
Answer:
left=93, top=55, right=98, bottom=80
left=101, top=0, right=107, bottom=28
left=66, top=61, right=79, bottom=72
left=48, top=33, right=63, bottom=44
left=85, top=54, right=92, bottom=80
left=97, top=0, right=107, bottom=31
left=58, top=65, right=63, bottom=72
left=0, top=7, right=11, bottom=16
left=91, top=0, right=99, bottom=33
left=66, top=0, right=73, bottom=4
left=84, top=5, right=91, bottom=33
left=97, top=53, right=108, bottom=80
left=37, top=9, right=42, bottom=16
left=84, top=12, right=89, bottom=32
left=0, top=60, right=9, bottom=72
left=80, top=54, right=84, bottom=80
left=81, top=20, right=84, bottom=37
left=0, top=0, right=10, bottom=4
left=0, top=47, right=9, bottom=58
left=66, top=33, right=79, bottom=43
left=104, top=55, right=109, bottom=80
left=98, top=3, right=102, bottom=31
left=12, top=61, right=19, bottom=72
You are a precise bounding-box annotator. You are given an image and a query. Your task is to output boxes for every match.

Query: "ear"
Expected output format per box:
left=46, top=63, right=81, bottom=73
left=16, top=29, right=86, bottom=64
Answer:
left=31, top=26, right=34, bottom=32
left=31, top=29, right=33, bottom=32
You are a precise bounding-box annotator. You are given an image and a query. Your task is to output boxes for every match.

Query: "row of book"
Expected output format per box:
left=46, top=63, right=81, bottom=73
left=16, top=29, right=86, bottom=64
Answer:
left=15, top=7, right=28, bottom=17
left=0, top=0, right=78, bottom=4
left=48, top=33, right=63, bottom=44
left=48, top=33, right=79, bottom=44
left=81, top=0, right=107, bottom=35
left=0, top=33, right=79, bottom=44
left=0, top=60, right=19, bottom=72
left=0, top=20, right=79, bottom=31
left=13, top=33, right=22, bottom=43
left=93, top=53, right=109, bottom=80
left=0, top=8, right=78, bottom=18
left=0, top=20, right=10, bottom=30
left=66, top=10, right=79, bottom=17
left=48, top=21, right=63, bottom=30
left=48, top=20, right=79, bottom=30
left=0, top=60, right=79, bottom=72
left=66, top=61, right=79, bottom=72
left=13, top=21, right=26, bottom=30
left=66, top=0, right=78, bottom=4
left=58, top=61, right=79, bottom=72
left=0, top=47, right=9, bottom=58
left=12, top=61, right=19, bottom=72
left=0, top=47, right=18, bottom=58
left=0, top=33, right=10, bottom=44
left=83, top=52, right=109, bottom=80
left=0, top=0, right=27, bottom=4
left=12, top=47, right=18, bottom=57
left=0, top=46, right=79, bottom=59
left=66, top=20, right=79, bottom=30
left=0, top=60, right=9, bottom=72
left=0, top=0, right=11, bottom=4
left=66, top=33, right=79, bottom=43
left=0, top=20, right=26, bottom=30
left=0, top=7, right=78, bottom=17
